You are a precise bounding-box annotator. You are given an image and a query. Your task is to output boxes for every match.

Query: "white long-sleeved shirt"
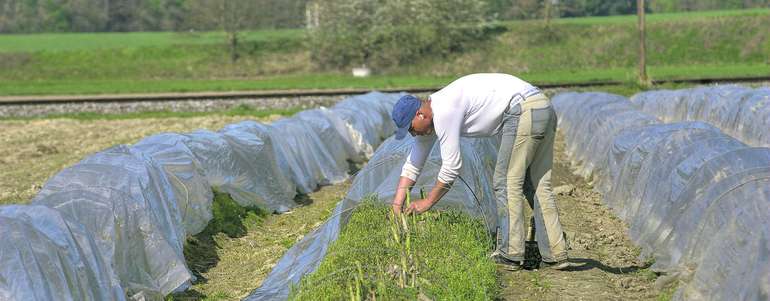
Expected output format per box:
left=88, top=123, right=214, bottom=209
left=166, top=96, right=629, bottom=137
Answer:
left=400, top=73, right=539, bottom=184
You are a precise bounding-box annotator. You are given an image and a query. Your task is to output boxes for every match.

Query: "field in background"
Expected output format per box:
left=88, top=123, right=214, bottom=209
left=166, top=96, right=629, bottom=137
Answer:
left=0, top=9, right=768, bottom=95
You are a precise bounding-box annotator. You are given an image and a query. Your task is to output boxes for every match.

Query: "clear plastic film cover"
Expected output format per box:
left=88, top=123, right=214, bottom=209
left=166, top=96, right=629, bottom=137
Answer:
left=271, top=118, right=349, bottom=186
left=76, top=145, right=188, bottom=255
left=329, top=92, right=402, bottom=159
left=0, top=205, right=126, bottom=301
left=295, top=107, right=361, bottom=163
left=187, top=128, right=297, bottom=212
left=33, top=163, right=193, bottom=297
left=552, top=91, right=770, bottom=301
left=552, top=92, right=657, bottom=180
left=131, top=133, right=214, bottom=235
left=631, top=85, right=770, bottom=147
left=221, top=119, right=343, bottom=195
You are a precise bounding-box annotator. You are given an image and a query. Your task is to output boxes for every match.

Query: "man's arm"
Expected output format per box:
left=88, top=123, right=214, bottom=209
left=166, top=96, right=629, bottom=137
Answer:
left=392, top=176, right=416, bottom=213
left=404, top=179, right=451, bottom=214
left=393, top=135, right=436, bottom=213
left=406, top=106, right=463, bottom=214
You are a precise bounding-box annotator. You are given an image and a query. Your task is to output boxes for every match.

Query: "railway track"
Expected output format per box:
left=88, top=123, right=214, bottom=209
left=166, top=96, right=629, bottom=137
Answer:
left=1, top=75, right=768, bottom=106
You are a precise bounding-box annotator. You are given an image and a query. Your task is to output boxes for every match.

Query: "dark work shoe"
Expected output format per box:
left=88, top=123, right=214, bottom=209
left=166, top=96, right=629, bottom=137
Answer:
left=541, top=259, right=572, bottom=270
left=490, top=251, right=523, bottom=271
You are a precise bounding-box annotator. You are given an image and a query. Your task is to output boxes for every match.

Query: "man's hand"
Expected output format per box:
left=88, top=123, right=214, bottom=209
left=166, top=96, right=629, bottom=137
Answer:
left=404, top=198, right=435, bottom=215
left=392, top=202, right=403, bottom=214
left=392, top=176, right=416, bottom=215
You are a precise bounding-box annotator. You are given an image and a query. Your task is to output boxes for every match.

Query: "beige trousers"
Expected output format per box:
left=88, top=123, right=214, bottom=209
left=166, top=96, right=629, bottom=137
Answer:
left=494, top=94, right=568, bottom=262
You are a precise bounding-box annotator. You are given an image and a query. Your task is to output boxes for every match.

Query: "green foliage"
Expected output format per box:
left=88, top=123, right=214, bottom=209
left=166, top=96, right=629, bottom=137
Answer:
left=307, top=0, right=499, bottom=69
left=559, top=0, right=645, bottom=18
left=0, top=0, right=310, bottom=33
left=412, top=11, right=770, bottom=76
left=657, top=284, right=676, bottom=301
left=205, top=190, right=268, bottom=238
left=289, top=198, right=499, bottom=300
left=0, top=10, right=768, bottom=95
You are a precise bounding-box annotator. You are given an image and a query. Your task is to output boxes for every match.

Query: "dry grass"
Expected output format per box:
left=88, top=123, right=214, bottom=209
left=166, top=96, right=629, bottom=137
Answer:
left=0, top=114, right=283, bottom=205
left=174, top=183, right=351, bottom=300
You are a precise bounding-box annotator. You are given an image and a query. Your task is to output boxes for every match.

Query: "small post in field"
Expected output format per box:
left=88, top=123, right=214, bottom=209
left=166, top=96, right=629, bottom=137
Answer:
left=638, top=0, right=649, bottom=86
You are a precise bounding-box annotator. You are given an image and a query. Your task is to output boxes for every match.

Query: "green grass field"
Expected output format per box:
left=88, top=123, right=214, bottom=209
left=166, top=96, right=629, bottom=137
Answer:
left=289, top=198, right=498, bottom=300
left=0, top=9, right=768, bottom=96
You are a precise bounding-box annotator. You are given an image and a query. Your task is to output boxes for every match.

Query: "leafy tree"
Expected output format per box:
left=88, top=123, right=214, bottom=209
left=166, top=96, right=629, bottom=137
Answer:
left=186, top=0, right=259, bottom=62
left=307, top=0, right=496, bottom=70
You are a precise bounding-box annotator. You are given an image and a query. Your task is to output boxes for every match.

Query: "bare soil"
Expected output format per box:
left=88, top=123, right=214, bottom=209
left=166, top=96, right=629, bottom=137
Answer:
left=498, top=135, right=660, bottom=301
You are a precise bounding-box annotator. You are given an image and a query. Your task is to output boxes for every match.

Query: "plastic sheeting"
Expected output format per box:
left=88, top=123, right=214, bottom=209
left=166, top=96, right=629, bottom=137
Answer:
left=631, top=85, right=770, bottom=147
left=552, top=91, right=770, bottom=301
left=554, top=92, right=658, bottom=182
left=1, top=91, right=406, bottom=300
left=245, top=135, right=503, bottom=301
left=131, top=133, right=214, bottom=235
left=295, top=107, right=360, bottom=163
left=329, top=92, right=402, bottom=159
left=0, top=205, right=125, bottom=301
left=74, top=146, right=188, bottom=254
left=270, top=118, right=348, bottom=188
left=182, top=128, right=297, bottom=212
left=33, top=162, right=193, bottom=297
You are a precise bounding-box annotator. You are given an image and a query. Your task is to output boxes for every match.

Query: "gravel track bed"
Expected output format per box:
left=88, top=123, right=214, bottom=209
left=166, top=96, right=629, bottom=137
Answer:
left=2, top=81, right=768, bottom=118
left=0, top=95, right=348, bottom=118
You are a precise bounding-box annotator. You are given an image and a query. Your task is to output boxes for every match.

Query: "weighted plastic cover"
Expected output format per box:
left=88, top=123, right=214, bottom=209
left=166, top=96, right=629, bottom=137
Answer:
left=552, top=92, right=770, bottom=301
left=329, top=92, right=402, bottom=159
left=33, top=162, right=193, bottom=297
left=271, top=118, right=349, bottom=186
left=295, top=107, right=361, bottom=163
left=553, top=92, right=659, bottom=182
left=0, top=205, right=125, bottom=301
left=631, top=85, right=770, bottom=147
left=222, top=119, right=345, bottom=195
left=131, top=133, right=214, bottom=235
left=186, top=128, right=297, bottom=212
left=347, top=91, right=401, bottom=138
left=76, top=145, right=188, bottom=254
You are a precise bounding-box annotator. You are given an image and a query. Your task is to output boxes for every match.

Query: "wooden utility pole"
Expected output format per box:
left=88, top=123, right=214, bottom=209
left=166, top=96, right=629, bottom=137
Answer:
left=637, top=0, right=649, bottom=85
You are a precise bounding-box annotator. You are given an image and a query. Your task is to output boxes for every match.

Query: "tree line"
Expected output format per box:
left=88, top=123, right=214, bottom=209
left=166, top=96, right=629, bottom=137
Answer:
left=0, top=0, right=309, bottom=33
left=1, top=0, right=768, bottom=33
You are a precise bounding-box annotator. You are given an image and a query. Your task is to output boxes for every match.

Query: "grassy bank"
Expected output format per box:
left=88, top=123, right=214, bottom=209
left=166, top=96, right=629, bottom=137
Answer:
left=289, top=198, right=498, bottom=300
left=0, top=9, right=768, bottom=95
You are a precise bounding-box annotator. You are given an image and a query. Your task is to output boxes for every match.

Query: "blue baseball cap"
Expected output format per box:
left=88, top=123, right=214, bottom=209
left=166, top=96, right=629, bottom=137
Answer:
left=392, top=94, right=421, bottom=140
